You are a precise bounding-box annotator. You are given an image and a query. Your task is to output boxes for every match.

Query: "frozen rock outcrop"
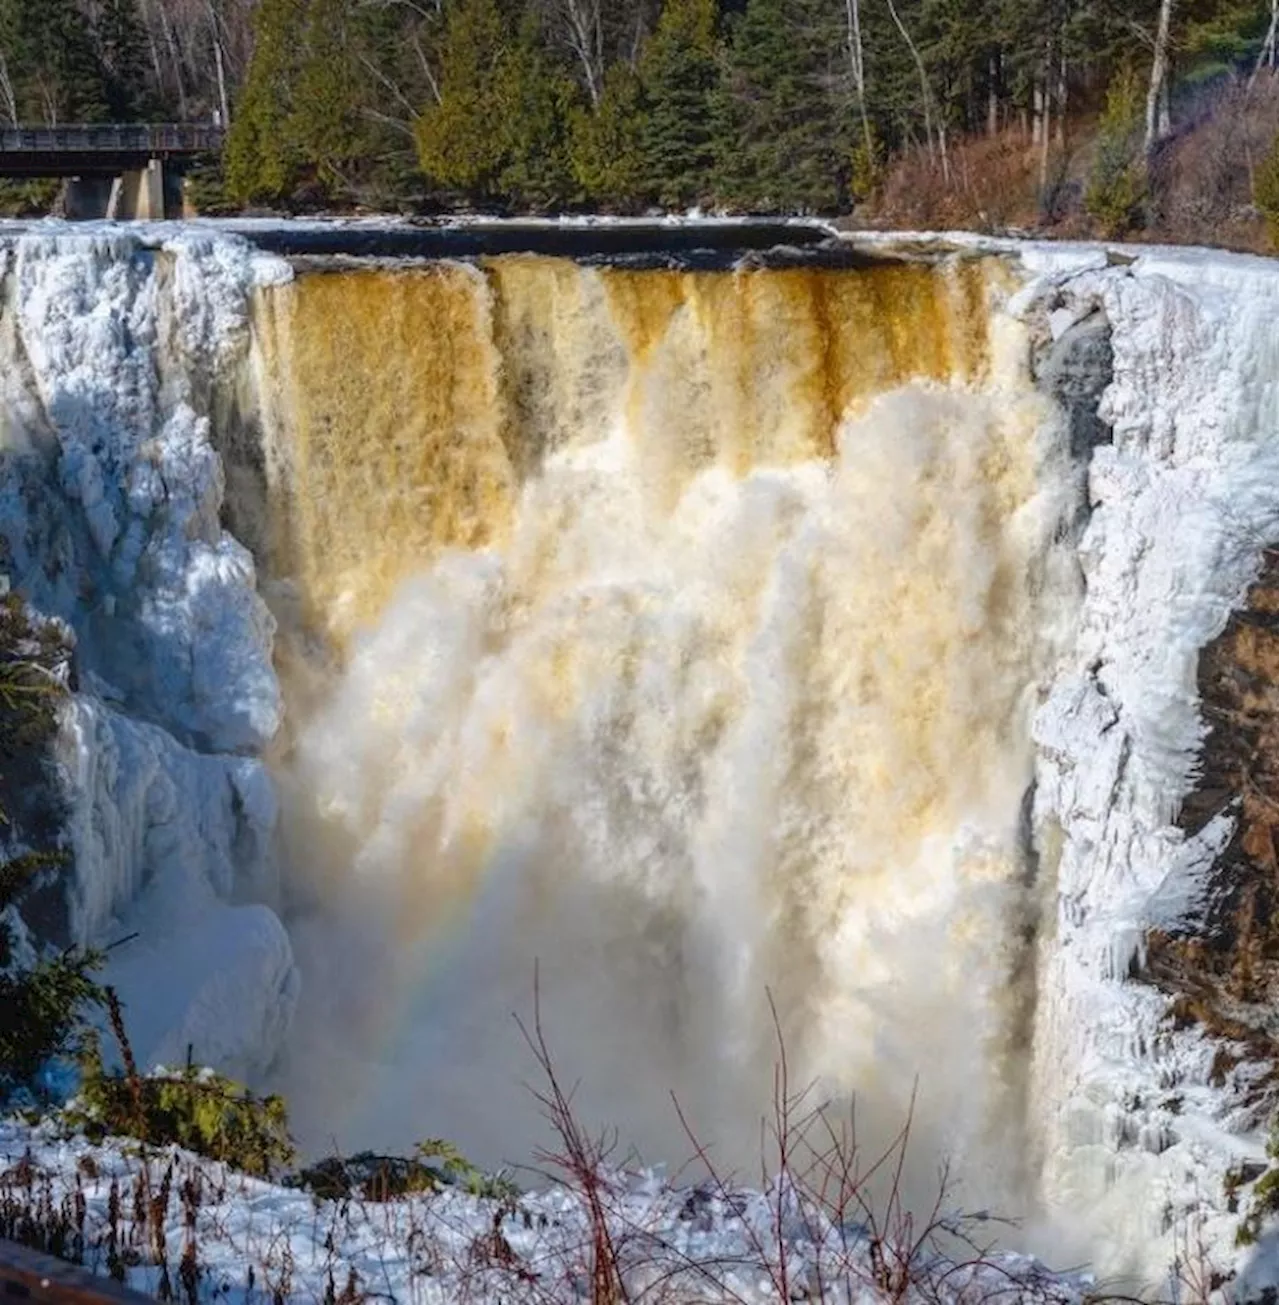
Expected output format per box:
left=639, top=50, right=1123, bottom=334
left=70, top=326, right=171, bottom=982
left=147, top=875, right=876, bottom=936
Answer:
left=0, top=226, right=297, bottom=1078
left=1018, top=244, right=1279, bottom=1287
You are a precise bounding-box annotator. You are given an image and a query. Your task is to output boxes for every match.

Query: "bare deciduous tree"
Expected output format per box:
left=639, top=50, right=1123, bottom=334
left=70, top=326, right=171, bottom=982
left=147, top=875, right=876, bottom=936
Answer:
left=556, top=0, right=605, bottom=106
left=885, top=0, right=948, bottom=181
left=135, top=0, right=257, bottom=121
left=1249, top=0, right=1278, bottom=90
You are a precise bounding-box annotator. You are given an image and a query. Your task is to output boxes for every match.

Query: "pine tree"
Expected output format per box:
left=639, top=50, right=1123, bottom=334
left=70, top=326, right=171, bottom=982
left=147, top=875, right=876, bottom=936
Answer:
left=712, top=0, right=849, bottom=212
left=414, top=0, right=512, bottom=199
left=0, top=0, right=108, bottom=124
left=493, top=21, right=580, bottom=209
left=416, top=0, right=578, bottom=208
left=287, top=0, right=379, bottom=196
left=637, top=0, right=720, bottom=209
left=94, top=0, right=154, bottom=120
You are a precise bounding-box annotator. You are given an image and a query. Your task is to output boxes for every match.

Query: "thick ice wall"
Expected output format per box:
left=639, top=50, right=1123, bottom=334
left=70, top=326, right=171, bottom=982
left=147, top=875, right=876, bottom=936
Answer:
left=0, top=226, right=297, bottom=1078
left=1021, top=246, right=1279, bottom=1283
left=0, top=230, right=281, bottom=753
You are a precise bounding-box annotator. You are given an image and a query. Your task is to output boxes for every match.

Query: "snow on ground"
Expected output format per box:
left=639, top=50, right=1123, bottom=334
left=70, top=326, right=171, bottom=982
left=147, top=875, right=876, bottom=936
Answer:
left=0, top=1119, right=1092, bottom=1305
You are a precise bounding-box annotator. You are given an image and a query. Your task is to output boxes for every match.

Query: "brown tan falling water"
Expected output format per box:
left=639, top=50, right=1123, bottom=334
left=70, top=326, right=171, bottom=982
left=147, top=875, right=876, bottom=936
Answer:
left=250, top=255, right=999, bottom=644
left=266, top=246, right=1075, bottom=1224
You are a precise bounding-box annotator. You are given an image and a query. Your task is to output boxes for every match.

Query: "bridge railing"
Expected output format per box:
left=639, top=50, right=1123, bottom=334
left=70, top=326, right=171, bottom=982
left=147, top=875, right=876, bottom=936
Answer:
left=0, top=124, right=224, bottom=154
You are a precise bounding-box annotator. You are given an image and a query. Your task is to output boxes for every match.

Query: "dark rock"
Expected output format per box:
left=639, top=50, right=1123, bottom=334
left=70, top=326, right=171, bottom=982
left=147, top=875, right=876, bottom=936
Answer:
left=1035, top=309, right=1115, bottom=463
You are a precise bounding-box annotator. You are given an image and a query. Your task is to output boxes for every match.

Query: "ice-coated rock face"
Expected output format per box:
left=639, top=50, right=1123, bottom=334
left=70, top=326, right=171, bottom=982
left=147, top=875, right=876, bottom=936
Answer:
left=0, top=225, right=297, bottom=1078
left=0, top=230, right=282, bottom=753
left=1018, top=245, right=1279, bottom=1286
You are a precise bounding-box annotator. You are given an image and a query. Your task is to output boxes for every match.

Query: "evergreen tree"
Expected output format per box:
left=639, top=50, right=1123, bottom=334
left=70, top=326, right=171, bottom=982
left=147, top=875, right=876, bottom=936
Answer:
left=225, top=0, right=306, bottom=202
left=570, top=61, right=648, bottom=209
left=858, top=0, right=931, bottom=152
left=416, top=0, right=578, bottom=208
left=415, top=0, right=513, bottom=199
left=228, top=0, right=423, bottom=206
left=492, top=21, right=580, bottom=208
left=286, top=0, right=381, bottom=196
left=712, top=0, right=849, bottom=212
left=93, top=0, right=154, bottom=120
left=0, top=0, right=107, bottom=124
left=637, top=0, right=720, bottom=209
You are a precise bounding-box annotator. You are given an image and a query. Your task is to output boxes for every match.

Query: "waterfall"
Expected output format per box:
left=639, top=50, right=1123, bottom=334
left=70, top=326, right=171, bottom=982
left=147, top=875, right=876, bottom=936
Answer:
left=247, top=254, right=1075, bottom=1220
left=0, top=225, right=1274, bottom=1288
left=243, top=258, right=997, bottom=643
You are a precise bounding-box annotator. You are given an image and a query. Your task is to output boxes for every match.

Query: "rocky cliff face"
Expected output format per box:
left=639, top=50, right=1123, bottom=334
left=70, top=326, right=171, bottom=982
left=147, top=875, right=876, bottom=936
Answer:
left=1145, top=549, right=1278, bottom=1104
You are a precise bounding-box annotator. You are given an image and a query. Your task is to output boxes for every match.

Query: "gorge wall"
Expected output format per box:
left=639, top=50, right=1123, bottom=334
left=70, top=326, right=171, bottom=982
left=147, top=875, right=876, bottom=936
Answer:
left=0, top=223, right=1273, bottom=1294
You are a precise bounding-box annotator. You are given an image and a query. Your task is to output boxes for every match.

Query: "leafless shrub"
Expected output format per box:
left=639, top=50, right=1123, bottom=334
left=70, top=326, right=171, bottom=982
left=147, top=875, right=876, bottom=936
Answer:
left=1147, top=71, right=1278, bottom=252
left=0, top=978, right=1249, bottom=1303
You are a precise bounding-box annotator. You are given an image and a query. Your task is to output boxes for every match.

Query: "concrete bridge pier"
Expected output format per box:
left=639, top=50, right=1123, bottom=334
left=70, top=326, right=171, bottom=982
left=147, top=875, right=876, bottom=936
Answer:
left=62, top=158, right=182, bottom=219
left=108, top=158, right=165, bottom=218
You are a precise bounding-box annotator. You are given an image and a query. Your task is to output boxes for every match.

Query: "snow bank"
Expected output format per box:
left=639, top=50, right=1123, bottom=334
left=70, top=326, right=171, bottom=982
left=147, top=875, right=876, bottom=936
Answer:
left=0, top=1119, right=1092, bottom=1305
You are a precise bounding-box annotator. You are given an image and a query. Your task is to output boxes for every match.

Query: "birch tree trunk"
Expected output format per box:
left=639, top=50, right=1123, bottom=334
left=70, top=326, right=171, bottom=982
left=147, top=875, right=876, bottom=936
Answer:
left=987, top=54, right=999, bottom=136
left=1055, top=46, right=1067, bottom=146
left=0, top=51, right=17, bottom=125
left=845, top=0, right=874, bottom=164
left=1038, top=43, right=1052, bottom=190
left=885, top=0, right=938, bottom=168
left=1144, top=0, right=1174, bottom=151
left=209, top=4, right=230, bottom=127
left=1248, top=0, right=1277, bottom=88
left=559, top=0, right=604, bottom=108
left=158, top=1, right=188, bottom=121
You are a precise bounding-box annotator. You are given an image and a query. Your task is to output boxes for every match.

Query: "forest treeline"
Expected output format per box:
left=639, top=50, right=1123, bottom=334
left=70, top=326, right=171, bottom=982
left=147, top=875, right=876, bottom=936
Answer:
left=0, top=0, right=1276, bottom=239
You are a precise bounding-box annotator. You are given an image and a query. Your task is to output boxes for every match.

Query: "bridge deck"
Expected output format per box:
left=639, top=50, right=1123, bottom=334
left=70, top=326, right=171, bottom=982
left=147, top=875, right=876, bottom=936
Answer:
left=0, top=124, right=222, bottom=176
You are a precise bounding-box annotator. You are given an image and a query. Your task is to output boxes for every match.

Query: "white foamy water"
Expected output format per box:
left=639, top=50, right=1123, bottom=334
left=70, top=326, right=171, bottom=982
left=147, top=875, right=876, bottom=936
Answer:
left=276, top=366, right=1076, bottom=1226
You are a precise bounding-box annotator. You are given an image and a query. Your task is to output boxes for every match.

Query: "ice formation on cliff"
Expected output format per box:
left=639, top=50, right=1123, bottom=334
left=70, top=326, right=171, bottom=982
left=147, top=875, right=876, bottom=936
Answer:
left=0, top=228, right=297, bottom=1079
